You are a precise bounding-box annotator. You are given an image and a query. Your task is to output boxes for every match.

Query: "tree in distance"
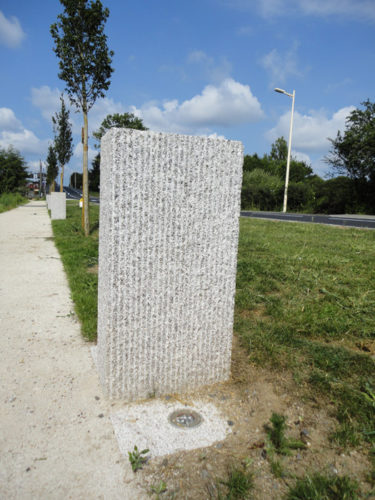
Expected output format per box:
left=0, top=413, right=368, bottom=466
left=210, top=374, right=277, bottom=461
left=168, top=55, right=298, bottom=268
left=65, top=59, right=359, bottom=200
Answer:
left=326, top=99, right=375, bottom=211
left=51, top=0, right=114, bottom=236
left=326, top=99, right=375, bottom=181
left=52, top=94, right=73, bottom=193
left=92, top=112, right=148, bottom=146
left=90, top=113, right=148, bottom=192
left=46, top=144, right=58, bottom=193
left=0, top=146, right=28, bottom=195
left=70, top=171, right=83, bottom=189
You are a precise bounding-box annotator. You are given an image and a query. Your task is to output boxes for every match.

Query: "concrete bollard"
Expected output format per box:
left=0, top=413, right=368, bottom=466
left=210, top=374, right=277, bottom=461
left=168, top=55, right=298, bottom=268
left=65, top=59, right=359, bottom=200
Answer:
left=50, top=192, right=66, bottom=220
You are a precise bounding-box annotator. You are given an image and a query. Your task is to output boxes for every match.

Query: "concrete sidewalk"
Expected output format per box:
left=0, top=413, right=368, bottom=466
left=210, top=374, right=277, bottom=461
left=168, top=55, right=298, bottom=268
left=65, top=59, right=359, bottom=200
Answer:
left=0, top=201, right=146, bottom=499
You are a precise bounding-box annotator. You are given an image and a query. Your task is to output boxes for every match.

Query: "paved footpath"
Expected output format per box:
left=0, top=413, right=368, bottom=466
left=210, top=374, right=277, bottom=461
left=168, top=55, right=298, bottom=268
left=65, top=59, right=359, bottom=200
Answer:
left=0, top=201, right=146, bottom=499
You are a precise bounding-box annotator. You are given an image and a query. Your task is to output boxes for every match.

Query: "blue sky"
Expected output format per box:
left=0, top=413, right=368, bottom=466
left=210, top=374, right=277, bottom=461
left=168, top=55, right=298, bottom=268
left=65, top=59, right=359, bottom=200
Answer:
left=0, top=0, right=374, bottom=183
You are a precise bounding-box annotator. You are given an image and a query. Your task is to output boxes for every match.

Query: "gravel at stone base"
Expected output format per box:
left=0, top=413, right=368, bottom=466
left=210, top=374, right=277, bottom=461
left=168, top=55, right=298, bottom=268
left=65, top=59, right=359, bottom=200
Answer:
left=0, top=202, right=147, bottom=500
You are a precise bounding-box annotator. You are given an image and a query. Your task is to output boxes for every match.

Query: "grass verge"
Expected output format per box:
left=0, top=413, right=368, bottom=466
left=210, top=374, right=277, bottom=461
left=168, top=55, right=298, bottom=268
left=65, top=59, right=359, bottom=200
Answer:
left=236, top=218, right=375, bottom=448
left=51, top=201, right=99, bottom=341
left=51, top=205, right=375, bottom=490
left=0, top=192, right=28, bottom=213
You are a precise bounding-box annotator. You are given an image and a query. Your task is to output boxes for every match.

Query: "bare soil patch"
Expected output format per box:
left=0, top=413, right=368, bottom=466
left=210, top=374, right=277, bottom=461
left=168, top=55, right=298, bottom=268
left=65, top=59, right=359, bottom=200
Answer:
left=138, top=337, right=372, bottom=499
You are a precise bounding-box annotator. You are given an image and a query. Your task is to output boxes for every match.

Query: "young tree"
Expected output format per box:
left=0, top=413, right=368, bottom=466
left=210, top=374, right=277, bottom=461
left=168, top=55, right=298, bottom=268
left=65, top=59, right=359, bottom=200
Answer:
left=50, top=0, right=114, bottom=235
left=46, top=144, right=58, bottom=193
left=0, top=146, right=28, bottom=194
left=52, top=94, right=73, bottom=192
left=90, top=112, right=148, bottom=192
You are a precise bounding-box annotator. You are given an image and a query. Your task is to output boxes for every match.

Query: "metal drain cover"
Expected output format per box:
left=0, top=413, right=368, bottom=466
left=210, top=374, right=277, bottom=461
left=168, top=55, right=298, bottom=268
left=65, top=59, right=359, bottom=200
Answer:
left=168, top=409, right=203, bottom=429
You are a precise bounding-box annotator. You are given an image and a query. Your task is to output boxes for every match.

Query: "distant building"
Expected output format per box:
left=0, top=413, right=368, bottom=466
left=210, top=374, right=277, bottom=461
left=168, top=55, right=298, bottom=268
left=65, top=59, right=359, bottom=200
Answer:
left=26, top=171, right=47, bottom=197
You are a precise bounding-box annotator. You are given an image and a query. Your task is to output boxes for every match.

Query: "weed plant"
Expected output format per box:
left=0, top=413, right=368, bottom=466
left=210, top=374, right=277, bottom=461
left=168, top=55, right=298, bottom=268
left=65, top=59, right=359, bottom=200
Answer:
left=285, top=472, right=360, bottom=500
left=218, top=465, right=254, bottom=499
left=128, top=445, right=150, bottom=472
left=265, top=413, right=306, bottom=456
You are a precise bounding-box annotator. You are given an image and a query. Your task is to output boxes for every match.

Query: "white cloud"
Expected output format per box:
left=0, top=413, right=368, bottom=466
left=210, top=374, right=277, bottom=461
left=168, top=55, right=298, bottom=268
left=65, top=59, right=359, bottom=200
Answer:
left=292, top=150, right=311, bottom=164
left=0, top=127, right=45, bottom=155
left=261, top=42, right=303, bottom=85
left=221, top=0, right=375, bottom=21
left=0, top=107, right=47, bottom=156
left=0, top=11, right=26, bottom=48
left=0, top=108, right=23, bottom=132
left=267, top=106, right=355, bottom=152
left=131, top=78, right=264, bottom=134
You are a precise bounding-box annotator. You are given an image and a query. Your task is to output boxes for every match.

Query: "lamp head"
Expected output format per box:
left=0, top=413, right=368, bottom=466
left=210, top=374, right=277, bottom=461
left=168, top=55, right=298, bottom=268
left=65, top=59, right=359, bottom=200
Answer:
left=274, top=88, right=286, bottom=94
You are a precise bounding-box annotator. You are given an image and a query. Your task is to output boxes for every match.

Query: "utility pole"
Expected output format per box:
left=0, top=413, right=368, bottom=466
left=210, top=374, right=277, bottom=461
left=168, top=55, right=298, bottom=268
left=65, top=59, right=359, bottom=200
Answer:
left=39, top=160, right=42, bottom=197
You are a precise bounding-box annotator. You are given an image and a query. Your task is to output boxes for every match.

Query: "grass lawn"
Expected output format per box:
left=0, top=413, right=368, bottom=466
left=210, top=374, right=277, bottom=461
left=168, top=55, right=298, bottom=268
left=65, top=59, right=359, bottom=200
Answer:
left=0, top=192, right=28, bottom=213
left=52, top=201, right=99, bottom=341
left=51, top=204, right=375, bottom=496
left=236, top=218, right=375, bottom=448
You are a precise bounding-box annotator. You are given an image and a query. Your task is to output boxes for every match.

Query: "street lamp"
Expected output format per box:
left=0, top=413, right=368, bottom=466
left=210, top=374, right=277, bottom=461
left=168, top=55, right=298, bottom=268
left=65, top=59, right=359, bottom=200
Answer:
left=274, top=87, right=295, bottom=213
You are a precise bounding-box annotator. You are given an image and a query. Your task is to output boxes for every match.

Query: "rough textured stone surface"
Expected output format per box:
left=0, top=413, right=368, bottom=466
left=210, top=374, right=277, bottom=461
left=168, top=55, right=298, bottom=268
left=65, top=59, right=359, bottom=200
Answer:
left=46, top=194, right=51, bottom=209
left=97, top=129, right=243, bottom=400
left=50, top=192, right=66, bottom=220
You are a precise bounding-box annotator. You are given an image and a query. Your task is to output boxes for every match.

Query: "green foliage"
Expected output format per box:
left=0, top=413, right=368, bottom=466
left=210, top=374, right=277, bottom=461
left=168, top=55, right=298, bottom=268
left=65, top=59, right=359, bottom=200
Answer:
left=50, top=0, right=114, bottom=113
left=52, top=94, right=73, bottom=173
left=327, top=99, right=375, bottom=181
left=264, top=413, right=306, bottom=456
left=128, top=445, right=149, bottom=472
left=218, top=465, right=254, bottom=499
left=243, top=153, right=265, bottom=173
left=270, top=459, right=285, bottom=478
left=0, top=192, right=27, bottom=213
left=150, top=481, right=167, bottom=498
left=70, top=172, right=83, bottom=189
left=46, top=144, right=58, bottom=188
left=325, top=99, right=375, bottom=213
left=242, top=125, right=375, bottom=213
left=241, top=138, right=317, bottom=212
left=241, top=168, right=283, bottom=210
left=92, top=112, right=148, bottom=146
left=89, top=154, right=100, bottom=191
left=0, top=146, right=28, bottom=194
left=285, top=472, right=360, bottom=500
left=270, top=136, right=288, bottom=163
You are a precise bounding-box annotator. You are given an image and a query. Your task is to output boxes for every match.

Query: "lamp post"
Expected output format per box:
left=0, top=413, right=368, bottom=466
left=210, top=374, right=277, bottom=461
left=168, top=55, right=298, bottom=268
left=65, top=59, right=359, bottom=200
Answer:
left=274, top=87, right=295, bottom=213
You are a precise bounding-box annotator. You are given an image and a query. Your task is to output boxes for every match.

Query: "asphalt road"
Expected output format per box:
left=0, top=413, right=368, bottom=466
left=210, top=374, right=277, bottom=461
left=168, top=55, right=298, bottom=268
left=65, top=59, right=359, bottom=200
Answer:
left=56, top=188, right=375, bottom=229
left=241, top=211, right=375, bottom=229
left=61, top=186, right=100, bottom=204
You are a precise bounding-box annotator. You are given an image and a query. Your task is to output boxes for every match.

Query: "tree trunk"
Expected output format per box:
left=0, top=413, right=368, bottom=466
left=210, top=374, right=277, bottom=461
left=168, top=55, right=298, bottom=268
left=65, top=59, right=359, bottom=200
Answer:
left=82, top=111, right=90, bottom=236
left=60, top=166, right=64, bottom=192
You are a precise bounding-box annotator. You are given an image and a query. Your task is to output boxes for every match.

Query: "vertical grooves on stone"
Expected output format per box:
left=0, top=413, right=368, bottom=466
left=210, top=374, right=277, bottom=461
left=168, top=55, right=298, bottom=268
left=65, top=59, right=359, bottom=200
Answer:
left=98, top=129, right=243, bottom=400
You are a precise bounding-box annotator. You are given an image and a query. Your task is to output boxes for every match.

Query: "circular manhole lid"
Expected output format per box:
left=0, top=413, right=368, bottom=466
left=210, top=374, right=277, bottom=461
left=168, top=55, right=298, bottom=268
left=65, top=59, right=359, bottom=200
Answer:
left=168, top=409, right=203, bottom=429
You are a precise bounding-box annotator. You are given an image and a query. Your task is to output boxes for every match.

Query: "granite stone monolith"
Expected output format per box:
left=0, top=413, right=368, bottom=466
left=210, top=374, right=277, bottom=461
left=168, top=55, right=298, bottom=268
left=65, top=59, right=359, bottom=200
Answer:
left=50, top=192, right=66, bottom=220
left=97, top=128, right=243, bottom=400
